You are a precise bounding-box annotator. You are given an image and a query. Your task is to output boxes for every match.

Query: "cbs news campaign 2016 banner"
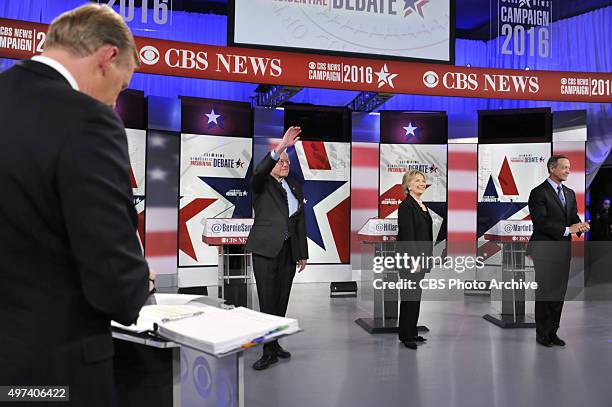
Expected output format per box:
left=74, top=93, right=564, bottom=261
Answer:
left=179, top=97, right=253, bottom=267
left=478, top=143, right=550, bottom=203
left=231, top=0, right=452, bottom=63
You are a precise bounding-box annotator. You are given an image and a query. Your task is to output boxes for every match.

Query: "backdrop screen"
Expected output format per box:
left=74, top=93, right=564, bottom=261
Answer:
left=230, top=0, right=453, bottom=63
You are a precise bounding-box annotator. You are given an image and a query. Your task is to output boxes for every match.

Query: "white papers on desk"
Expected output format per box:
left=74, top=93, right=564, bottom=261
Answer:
left=156, top=307, right=300, bottom=356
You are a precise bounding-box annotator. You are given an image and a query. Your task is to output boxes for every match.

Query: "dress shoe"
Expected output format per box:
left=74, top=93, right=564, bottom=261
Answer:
left=401, top=341, right=417, bottom=349
left=536, top=335, right=553, bottom=347
left=413, top=336, right=427, bottom=342
left=252, top=354, right=278, bottom=371
left=274, top=344, right=291, bottom=359
left=549, top=333, right=566, bottom=346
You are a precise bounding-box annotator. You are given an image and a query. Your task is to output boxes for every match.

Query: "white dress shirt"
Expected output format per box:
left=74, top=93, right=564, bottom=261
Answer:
left=31, top=55, right=79, bottom=90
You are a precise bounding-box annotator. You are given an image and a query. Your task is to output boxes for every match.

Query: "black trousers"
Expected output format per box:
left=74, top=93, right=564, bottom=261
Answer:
left=252, top=239, right=296, bottom=355
left=533, top=257, right=570, bottom=337
left=398, top=272, right=424, bottom=342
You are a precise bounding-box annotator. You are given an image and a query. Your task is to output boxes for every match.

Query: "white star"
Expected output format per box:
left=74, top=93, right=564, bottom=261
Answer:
left=148, top=167, right=168, bottom=181
left=205, top=109, right=221, bottom=125
left=375, top=64, right=399, bottom=89
left=403, top=122, right=418, bottom=137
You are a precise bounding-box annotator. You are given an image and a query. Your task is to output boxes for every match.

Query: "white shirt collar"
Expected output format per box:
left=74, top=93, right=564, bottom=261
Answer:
left=31, top=55, right=79, bottom=90
left=547, top=177, right=562, bottom=189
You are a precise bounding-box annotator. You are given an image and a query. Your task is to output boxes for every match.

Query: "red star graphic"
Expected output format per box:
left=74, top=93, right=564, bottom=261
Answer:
left=130, top=167, right=138, bottom=189
left=179, top=198, right=217, bottom=261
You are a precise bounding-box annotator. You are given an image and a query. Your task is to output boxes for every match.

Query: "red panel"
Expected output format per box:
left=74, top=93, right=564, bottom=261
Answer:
left=178, top=198, right=217, bottom=261
left=498, top=156, right=519, bottom=196
left=302, top=141, right=332, bottom=170
left=327, top=197, right=350, bottom=263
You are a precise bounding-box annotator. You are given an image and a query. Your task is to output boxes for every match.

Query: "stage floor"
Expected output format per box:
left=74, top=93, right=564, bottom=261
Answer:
left=238, top=282, right=612, bottom=407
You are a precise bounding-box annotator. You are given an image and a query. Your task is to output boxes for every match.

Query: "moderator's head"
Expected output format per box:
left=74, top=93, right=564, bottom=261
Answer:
left=44, top=4, right=140, bottom=107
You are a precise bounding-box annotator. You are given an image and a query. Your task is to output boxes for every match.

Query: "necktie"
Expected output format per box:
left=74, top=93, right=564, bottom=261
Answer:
left=557, top=185, right=566, bottom=207
left=278, top=181, right=289, bottom=240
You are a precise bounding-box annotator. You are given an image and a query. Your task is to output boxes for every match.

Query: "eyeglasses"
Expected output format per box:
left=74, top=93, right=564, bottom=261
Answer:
left=277, top=159, right=290, bottom=166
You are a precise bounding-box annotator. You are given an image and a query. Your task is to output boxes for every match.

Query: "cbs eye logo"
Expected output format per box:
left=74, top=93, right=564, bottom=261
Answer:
left=422, top=71, right=439, bottom=88
left=139, top=45, right=160, bottom=65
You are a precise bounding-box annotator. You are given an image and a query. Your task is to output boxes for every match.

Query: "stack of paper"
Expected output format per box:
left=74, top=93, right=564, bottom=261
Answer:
left=156, top=307, right=300, bottom=355
left=112, top=304, right=207, bottom=333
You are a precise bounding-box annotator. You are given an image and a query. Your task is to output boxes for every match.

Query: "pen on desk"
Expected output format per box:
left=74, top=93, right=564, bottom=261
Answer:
left=161, top=311, right=205, bottom=324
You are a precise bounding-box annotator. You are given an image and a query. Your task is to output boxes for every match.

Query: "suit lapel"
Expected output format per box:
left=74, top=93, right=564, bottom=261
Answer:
left=563, top=185, right=571, bottom=220
left=545, top=181, right=566, bottom=213
left=269, top=176, right=289, bottom=216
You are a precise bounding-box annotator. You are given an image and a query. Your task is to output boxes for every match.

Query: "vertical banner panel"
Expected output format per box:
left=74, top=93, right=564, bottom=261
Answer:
left=477, top=143, right=551, bottom=264
left=178, top=98, right=253, bottom=267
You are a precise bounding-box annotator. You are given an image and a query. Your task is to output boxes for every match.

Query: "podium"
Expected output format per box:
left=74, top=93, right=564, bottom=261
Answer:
left=112, top=294, right=301, bottom=407
left=202, top=218, right=254, bottom=309
left=355, top=218, right=429, bottom=334
left=482, top=220, right=536, bottom=328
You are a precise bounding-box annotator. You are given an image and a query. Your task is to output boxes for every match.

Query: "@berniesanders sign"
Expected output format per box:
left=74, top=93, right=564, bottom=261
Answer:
left=497, top=0, right=552, bottom=58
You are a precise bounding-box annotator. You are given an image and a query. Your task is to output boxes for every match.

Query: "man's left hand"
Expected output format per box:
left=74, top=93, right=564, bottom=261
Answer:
left=297, top=260, right=307, bottom=273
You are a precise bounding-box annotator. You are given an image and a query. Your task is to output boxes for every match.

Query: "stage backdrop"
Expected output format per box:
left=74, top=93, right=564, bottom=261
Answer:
left=477, top=143, right=551, bottom=264
left=253, top=106, right=352, bottom=266
left=378, top=111, right=448, bottom=245
left=116, top=90, right=147, bottom=250
left=179, top=97, right=253, bottom=267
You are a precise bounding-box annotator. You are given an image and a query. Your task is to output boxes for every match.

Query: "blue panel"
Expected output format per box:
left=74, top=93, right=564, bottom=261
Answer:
left=148, top=96, right=181, bottom=132
left=351, top=112, right=380, bottom=143
left=254, top=107, right=284, bottom=139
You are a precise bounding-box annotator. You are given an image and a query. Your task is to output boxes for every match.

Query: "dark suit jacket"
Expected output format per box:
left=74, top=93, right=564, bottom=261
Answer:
left=527, top=179, right=581, bottom=261
left=245, top=153, right=308, bottom=262
left=397, top=194, right=434, bottom=273
left=0, top=61, right=149, bottom=404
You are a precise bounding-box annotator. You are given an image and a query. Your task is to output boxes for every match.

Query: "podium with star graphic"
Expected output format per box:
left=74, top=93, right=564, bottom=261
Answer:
left=355, top=218, right=430, bottom=334
left=477, top=142, right=551, bottom=328
left=202, top=218, right=255, bottom=309
left=481, top=220, right=536, bottom=328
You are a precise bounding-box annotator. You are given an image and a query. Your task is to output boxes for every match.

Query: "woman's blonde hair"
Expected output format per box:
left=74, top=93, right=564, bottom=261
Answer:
left=401, top=170, right=426, bottom=196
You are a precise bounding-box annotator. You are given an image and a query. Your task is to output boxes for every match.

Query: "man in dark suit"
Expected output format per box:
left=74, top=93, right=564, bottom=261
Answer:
left=527, top=155, right=588, bottom=347
left=0, top=5, right=151, bottom=406
left=245, top=126, right=308, bottom=370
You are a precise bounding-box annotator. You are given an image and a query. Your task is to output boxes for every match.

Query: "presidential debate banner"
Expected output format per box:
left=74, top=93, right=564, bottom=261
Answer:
left=379, top=112, right=448, bottom=243
left=477, top=143, right=551, bottom=263
left=1, top=17, right=611, bottom=103
left=179, top=97, right=253, bottom=267
left=115, top=90, right=147, bottom=249
left=231, top=0, right=452, bottom=62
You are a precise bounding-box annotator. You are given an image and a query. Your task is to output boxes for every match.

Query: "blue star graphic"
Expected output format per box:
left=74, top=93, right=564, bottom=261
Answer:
left=404, top=0, right=417, bottom=12
left=198, top=162, right=253, bottom=218
left=285, top=147, right=347, bottom=251
left=302, top=180, right=348, bottom=250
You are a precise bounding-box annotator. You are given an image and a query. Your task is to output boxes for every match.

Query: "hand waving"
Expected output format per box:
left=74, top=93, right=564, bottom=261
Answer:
left=275, top=126, right=302, bottom=155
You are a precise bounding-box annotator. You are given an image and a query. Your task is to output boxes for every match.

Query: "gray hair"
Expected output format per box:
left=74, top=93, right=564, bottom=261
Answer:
left=45, top=4, right=139, bottom=66
left=546, top=155, right=569, bottom=173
